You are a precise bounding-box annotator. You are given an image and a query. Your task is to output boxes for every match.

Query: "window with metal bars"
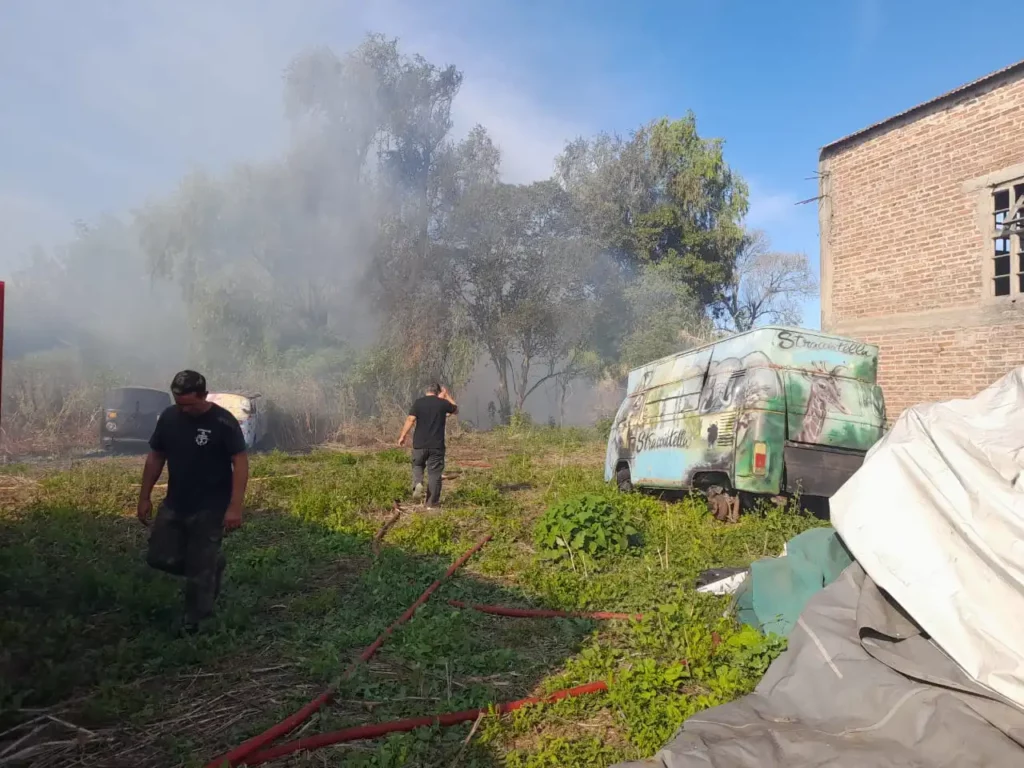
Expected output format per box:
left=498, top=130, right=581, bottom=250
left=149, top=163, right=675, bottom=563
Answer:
left=992, top=184, right=1024, bottom=297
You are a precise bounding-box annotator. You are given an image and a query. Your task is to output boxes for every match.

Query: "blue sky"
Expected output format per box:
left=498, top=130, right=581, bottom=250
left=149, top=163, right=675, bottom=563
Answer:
left=0, top=0, right=1018, bottom=328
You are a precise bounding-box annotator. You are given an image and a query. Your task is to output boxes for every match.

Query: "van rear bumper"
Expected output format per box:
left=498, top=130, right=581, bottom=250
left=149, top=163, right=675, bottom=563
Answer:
left=783, top=441, right=866, bottom=497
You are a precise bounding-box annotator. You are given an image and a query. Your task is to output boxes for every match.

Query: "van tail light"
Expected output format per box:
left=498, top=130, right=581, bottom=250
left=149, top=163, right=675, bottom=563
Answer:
left=753, top=442, right=768, bottom=475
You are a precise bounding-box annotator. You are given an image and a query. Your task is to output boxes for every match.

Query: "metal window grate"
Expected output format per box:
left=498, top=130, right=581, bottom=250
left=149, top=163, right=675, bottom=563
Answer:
left=993, top=186, right=1024, bottom=297
left=716, top=413, right=737, bottom=446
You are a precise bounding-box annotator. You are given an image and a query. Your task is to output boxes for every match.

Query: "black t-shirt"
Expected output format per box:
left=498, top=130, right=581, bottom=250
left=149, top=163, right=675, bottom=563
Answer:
left=409, top=395, right=456, bottom=450
left=149, top=403, right=247, bottom=514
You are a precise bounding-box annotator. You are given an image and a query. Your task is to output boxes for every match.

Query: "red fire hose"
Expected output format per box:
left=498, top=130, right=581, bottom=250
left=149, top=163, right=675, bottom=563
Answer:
left=206, top=534, right=492, bottom=768
left=243, top=680, right=609, bottom=765
left=0, top=281, right=5, bottom=432
left=447, top=599, right=642, bottom=621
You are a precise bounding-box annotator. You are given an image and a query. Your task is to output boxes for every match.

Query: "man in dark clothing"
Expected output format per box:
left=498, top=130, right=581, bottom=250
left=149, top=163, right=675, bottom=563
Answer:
left=137, top=370, right=249, bottom=634
left=397, top=383, right=458, bottom=508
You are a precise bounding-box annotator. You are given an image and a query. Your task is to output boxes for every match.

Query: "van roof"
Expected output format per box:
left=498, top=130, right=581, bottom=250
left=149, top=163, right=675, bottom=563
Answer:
left=629, top=326, right=878, bottom=375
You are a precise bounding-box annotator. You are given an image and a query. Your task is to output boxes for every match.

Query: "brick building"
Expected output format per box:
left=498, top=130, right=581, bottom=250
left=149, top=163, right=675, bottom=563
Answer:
left=819, top=60, right=1024, bottom=421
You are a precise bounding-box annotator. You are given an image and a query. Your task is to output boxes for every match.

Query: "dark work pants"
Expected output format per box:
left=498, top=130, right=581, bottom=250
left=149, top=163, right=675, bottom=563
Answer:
left=146, top=503, right=226, bottom=624
left=411, top=448, right=445, bottom=506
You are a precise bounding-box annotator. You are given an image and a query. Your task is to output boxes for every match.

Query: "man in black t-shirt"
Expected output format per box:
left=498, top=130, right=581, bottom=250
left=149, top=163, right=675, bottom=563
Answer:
left=397, top=383, right=458, bottom=508
left=137, top=370, right=249, bottom=634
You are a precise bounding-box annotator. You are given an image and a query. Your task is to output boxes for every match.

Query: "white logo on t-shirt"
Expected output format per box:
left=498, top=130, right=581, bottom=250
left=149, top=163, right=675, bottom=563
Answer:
left=196, top=428, right=211, bottom=446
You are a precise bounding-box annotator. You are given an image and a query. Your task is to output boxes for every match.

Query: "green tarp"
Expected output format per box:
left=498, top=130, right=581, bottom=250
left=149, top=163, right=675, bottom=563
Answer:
left=734, top=527, right=853, bottom=637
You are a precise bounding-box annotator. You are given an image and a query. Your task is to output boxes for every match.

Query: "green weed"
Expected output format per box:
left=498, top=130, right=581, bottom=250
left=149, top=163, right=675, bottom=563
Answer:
left=534, top=495, right=638, bottom=563
left=375, top=447, right=410, bottom=465
left=0, top=428, right=821, bottom=767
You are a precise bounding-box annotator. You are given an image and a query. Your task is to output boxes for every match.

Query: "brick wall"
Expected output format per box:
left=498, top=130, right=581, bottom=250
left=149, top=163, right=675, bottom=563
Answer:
left=823, top=76, right=1024, bottom=319
left=855, top=324, right=1024, bottom=421
left=821, top=72, right=1024, bottom=421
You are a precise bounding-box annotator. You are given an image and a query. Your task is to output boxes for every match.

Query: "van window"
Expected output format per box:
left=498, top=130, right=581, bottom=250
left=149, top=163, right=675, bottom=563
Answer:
left=655, top=392, right=688, bottom=419
left=699, top=370, right=745, bottom=413
left=647, top=375, right=703, bottom=419
left=104, top=388, right=170, bottom=413
left=643, top=398, right=661, bottom=421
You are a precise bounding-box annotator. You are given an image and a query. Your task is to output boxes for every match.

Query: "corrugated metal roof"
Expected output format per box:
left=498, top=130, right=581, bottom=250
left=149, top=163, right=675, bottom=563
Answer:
left=820, top=59, right=1024, bottom=157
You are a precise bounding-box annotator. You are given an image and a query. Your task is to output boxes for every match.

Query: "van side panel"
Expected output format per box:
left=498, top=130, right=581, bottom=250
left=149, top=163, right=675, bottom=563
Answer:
left=631, top=352, right=711, bottom=488
left=733, top=410, right=787, bottom=494
left=605, top=347, right=713, bottom=487
left=767, top=328, right=879, bottom=384
left=694, top=329, right=882, bottom=494
left=705, top=367, right=786, bottom=495
left=604, top=395, right=634, bottom=482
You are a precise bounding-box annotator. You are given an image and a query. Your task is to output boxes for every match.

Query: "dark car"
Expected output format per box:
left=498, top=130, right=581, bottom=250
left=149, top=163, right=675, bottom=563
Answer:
left=101, top=387, right=171, bottom=452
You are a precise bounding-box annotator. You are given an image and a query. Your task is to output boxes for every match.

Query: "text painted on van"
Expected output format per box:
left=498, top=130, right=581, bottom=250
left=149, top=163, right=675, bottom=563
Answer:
left=631, top=428, right=691, bottom=453
left=775, top=330, right=871, bottom=357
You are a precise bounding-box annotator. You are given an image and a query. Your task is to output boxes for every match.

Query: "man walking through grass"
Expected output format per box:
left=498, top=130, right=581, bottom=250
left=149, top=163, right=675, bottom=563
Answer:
left=136, top=370, right=249, bottom=634
left=397, top=383, right=458, bottom=508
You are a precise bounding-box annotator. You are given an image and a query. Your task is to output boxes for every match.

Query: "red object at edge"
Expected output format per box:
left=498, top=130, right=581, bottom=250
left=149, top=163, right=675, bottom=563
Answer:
left=243, top=680, right=609, bottom=765
left=447, top=599, right=643, bottom=622
left=0, top=281, right=6, bottom=436
left=205, top=533, right=492, bottom=768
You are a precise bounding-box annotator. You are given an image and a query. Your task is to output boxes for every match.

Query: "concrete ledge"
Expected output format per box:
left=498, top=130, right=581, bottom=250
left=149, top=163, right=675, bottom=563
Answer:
left=827, top=299, right=1024, bottom=336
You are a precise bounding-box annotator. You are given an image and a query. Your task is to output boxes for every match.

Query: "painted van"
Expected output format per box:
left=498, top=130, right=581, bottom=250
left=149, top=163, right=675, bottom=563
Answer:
left=605, top=326, right=885, bottom=501
left=207, top=392, right=267, bottom=451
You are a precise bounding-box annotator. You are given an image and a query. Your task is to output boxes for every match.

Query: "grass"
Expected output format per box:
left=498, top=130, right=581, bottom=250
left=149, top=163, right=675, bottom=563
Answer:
left=0, top=426, right=824, bottom=767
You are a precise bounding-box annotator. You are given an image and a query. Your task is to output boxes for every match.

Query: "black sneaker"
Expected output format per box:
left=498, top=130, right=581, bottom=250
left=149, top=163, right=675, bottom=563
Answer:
left=181, top=621, right=200, bottom=637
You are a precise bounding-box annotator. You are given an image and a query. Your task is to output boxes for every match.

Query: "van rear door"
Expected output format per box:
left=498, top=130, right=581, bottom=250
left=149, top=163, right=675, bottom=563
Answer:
left=104, top=388, right=171, bottom=441
left=783, top=372, right=883, bottom=449
left=783, top=371, right=885, bottom=496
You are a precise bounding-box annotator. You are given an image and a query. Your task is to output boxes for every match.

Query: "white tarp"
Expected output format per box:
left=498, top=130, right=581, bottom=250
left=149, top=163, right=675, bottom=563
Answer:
left=831, top=366, right=1024, bottom=710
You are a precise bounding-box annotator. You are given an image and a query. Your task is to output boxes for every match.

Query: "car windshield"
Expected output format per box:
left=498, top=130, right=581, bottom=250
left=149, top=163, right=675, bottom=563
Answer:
left=104, top=388, right=170, bottom=413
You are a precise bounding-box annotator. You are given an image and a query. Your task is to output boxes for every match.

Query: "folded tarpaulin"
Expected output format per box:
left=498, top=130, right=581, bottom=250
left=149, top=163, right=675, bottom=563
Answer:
left=832, top=365, right=1024, bottom=710
left=732, top=526, right=853, bottom=637
left=612, top=562, right=1024, bottom=768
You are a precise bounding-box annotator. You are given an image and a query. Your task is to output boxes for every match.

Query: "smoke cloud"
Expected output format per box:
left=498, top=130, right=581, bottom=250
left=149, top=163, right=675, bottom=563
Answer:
left=0, top=4, right=612, bottom=451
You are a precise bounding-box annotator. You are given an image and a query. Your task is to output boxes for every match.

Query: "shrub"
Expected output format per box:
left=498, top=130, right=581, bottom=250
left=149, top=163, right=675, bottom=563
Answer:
left=534, top=494, right=638, bottom=562
left=593, top=416, right=614, bottom=439
left=329, top=451, right=359, bottom=466
left=375, top=448, right=409, bottom=464
left=508, top=410, right=534, bottom=430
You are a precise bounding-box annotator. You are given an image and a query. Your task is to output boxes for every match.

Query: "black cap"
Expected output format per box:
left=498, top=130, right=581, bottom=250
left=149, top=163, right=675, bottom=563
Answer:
left=171, top=370, right=207, bottom=396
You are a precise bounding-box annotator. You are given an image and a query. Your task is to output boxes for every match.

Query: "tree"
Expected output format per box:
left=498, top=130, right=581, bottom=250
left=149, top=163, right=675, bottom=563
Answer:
left=135, top=161, right=365, bottom=372
left=10, top=215, right=186, bottom=374
left=445, top=178, right=605, bottom=419
left=136, top=34, right=471, bottom=402
left=9, top=31, right=767, bottom=441
left=557, top=115, right=749, bottom=307
left=717, top=230, right=817, bottom=332
left=617, top=264, right=721, bottom=373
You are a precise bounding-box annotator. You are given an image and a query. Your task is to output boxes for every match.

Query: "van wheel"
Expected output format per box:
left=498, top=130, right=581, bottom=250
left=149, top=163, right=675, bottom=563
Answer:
left=616, top=466, right=633, bottom=493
